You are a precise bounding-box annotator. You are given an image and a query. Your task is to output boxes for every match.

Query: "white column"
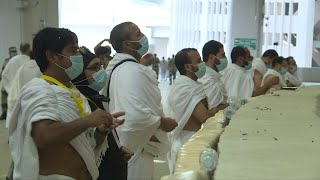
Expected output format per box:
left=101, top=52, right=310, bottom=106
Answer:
left=200, top=0, right=209, bottom=53
left=229, top=0, right=260, bottom=58
left=302, top=0, right=314, bottom=67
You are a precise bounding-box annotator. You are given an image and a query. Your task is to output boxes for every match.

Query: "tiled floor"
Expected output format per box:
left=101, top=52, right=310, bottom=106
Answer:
left=0, top=121, right=10, bottom=180
left=0, top=80, right=174, bottom=180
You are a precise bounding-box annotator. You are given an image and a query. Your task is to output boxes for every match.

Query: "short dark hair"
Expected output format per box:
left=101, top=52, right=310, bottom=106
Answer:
left=20, top=43, right=30, bottom=54
left=95, top=46, right=111, bottom=56
left=175, top=48, right=197, bottom=75
left=110, top=22, right=134, bottom=53
left=33, top=27, right=78, bottom=72
left=231, top=46, right=246, bottom=63
left=262, top=49, right=278, bottom=58
left=285, top=56, right=294, bottom=61
left=272, top=56, right=285, bottom=68
left=9, top=47, right=17, bottom=52
left=202, top=40, right=223, bottom=62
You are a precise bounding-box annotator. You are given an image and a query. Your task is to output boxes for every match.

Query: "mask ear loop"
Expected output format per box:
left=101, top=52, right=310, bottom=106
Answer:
left=74, top=84, right=90, bottom=87
left=57, top=53, right=70, bottom=59
left=126, top=41, right=140, bottom=53
left=54, top=62, right=66, bottom=70
left=212, top=55, right=219, bottom=66
left=73, top=76, right=93, bottom=85
left=54, top=53, right=70, bottom=70
left=73, top=66, right=103, bottom=85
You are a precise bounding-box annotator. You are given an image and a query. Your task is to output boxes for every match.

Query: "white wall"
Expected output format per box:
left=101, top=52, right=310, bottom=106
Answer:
left=150, top=38, right=169, bottom=59
left=170, top=0, right=232, bottom=59
left=22, top=0, right=59, bottom=43
left=230, top=0, right=261, bottom=58
left=0, top=0, right=58, bottom=68
left=262, top=0, right=314, bottom=67
left=0, top=0, right=22, bottom=68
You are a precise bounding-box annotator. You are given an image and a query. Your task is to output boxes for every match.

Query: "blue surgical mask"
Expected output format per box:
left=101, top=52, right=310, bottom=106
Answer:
left=56, top=54, right=84, bottom=80
left=245, top=61, right=252, bottom=70
left=9, top=51, right=17, bottom=58
left=128, top=35, right=149, bottom=56
left=89, top=68, right=107, bottom=92
left=194, top=62, right=206, bottom=78
left=267, top=64, right=272, bottom=69
left=280, top=67, right=288, bottom=75
left=291, top=65, right=297, bottom=74
left=216, top=58, right=228, bottom=72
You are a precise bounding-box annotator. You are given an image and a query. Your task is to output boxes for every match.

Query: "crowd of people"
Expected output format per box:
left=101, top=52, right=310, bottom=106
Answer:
left=0, top=21, right=302, bottom=180
left=140, top=53, right=177, bottom=85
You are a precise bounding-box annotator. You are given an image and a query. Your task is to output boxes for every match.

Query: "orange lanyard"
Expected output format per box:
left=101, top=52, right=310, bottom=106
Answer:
left=41, top=75, right=86, bottom=118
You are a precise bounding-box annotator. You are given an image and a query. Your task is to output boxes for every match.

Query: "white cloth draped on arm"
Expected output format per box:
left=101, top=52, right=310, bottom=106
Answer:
left=6, top=60, right=42, bottom=128
left=284, top=72, right=302, bottom=87
left=252, top=57, right=268, bottom=76
left=8, top=78, right=106, bottom=180
left=101, top=53, right=170, bottom=179
left=2, top=54, right=30, bottom=92
left=220, top=64, right=254, bottom=100
left=167, top=75, right=207, bottom=173
left=199, top=66, right=228, bottom=109
left=261, top=69, right=287, bottom=87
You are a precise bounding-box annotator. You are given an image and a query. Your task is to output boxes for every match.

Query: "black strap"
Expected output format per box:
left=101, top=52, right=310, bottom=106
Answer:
left=106, top=59, right=138, bottom=102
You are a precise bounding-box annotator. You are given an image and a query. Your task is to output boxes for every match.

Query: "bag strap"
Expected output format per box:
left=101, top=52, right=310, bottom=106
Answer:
left=106, top=59, right=138, bottom=102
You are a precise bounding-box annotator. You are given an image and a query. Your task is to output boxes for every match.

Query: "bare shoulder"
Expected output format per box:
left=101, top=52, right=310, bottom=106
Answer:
left=254, top=69, right=262, bottom=77
left=265, top=74, right=279, bottom=85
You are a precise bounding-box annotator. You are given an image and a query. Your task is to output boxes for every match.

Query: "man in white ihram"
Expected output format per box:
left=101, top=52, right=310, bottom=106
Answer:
left=8, top=27, right=123, bottom=180
left=101, top=22, right=177, bottom=180
left=6, top=52, right=42, bottom=128
left=199, top=40, right=229, bottom=110
left=1, top=43, right=31, bottom=120
left=167, top=48, right=220, bottom=173
left=221, top=46, right=272, bottom=100
left=252, top=49, right=279, bottom=76
left=284, top=56, right=302, bottom=87
left=261, top=56, right=288, bottom=89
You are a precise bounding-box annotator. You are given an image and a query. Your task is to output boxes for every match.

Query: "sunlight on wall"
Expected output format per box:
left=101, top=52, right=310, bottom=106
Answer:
left=59, top=0, right=171, bottom=53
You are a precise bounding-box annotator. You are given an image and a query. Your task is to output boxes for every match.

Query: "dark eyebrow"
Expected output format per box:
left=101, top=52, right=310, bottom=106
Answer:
left=70, top=45, right=79, bottom=50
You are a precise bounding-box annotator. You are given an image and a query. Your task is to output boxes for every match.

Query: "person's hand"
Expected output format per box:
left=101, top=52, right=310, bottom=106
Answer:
left=160, top=117, right=177, bottom=132
left=96, top=112, right=125, bottom=133
left=86, top=109, right=125, bottom=130
left=120, top=146, right=134, bottom=161
left=210, top=107, right=220, bottom=113
left=272, top=84, right=281, bottom=90
left=218, top=103, right=229, bottom=110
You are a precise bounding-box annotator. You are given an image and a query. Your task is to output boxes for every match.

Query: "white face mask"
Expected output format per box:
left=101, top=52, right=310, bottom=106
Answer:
left=194, top=62, right=206, bottom=78
left=127, top=35, right=149, bottom=56
left=56, top=53, right=84, bottom=80
left=216, top=58, right=228, bottom=72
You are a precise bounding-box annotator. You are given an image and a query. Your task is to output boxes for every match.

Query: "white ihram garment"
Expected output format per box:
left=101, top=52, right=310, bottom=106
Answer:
left=220, top=64, right=254, bottom=100
left=8, top=78, right=107, bottom=180
left=167, top=75, right=207, bottom=173
left=101, top=53, right=170, bottom=180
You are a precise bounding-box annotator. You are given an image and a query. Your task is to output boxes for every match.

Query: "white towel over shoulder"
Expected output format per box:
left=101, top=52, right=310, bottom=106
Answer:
left=220, top=64, right=254, bottom=100
left=167, top=75, right=206, bottom=173
left=199, top=66, right=227, bottom=109
left=8, top=78, right=106, bottom=180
